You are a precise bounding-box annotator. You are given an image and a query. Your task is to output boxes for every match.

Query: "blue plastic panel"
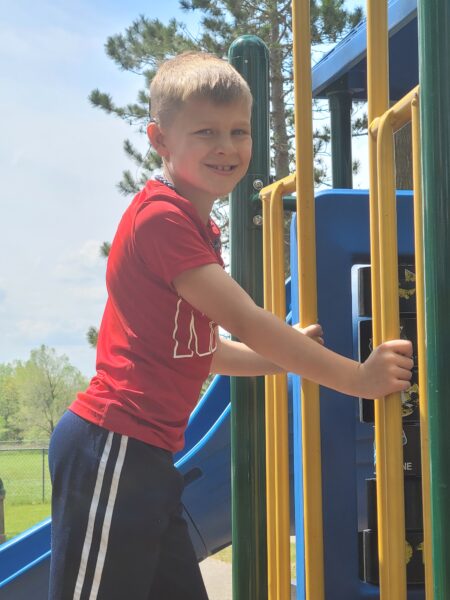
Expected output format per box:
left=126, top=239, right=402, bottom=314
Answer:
left=290, top=189, right=424, bottom=599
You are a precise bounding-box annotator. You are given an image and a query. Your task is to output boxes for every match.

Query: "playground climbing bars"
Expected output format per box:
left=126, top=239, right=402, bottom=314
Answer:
left=368, top=1, right=433, bottom=597
left=292, top=1, right=324, bottom=599
left=261, top=2, right=439, bottom=599
left=261, top=176, right=294, bottom=600
left=367, top=2, right=401, bottom=597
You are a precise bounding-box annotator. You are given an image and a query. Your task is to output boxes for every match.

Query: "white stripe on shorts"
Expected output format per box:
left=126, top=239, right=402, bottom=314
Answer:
left=73, top=432, right=113, bottom=600
left=89, top=434, right=128, bottom=599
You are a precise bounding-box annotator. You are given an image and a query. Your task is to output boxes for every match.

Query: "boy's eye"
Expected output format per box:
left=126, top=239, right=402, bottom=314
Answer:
left=194, top=129, right=214, bottom=135
left=232, top=129, right=250, bottom=136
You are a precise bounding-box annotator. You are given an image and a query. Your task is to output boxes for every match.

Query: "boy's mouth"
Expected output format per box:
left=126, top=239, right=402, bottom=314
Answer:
left=206, top=164, right=237, bottom=172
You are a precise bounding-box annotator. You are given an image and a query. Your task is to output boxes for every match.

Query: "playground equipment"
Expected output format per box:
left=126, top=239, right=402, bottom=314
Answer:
left=256, top=0, right=450, bottom=599
left=2, top=1, right=450, bottom=599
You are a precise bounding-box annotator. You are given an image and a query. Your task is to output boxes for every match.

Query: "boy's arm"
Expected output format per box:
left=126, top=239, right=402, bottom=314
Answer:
left=210, top=324, right=324, bottom=376
left=211, top=336, right=283, bottom=376
left=173, top=263, right=413, bottom=399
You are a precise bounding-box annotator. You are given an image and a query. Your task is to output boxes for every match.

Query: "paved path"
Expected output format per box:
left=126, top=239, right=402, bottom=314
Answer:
left=200, top=557, right=297, bottom=599
left=200, top=557, right=232, bottom=600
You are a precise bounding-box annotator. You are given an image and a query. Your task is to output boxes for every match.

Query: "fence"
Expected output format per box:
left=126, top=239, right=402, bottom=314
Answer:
left=0, top=442, right=51, bottom=505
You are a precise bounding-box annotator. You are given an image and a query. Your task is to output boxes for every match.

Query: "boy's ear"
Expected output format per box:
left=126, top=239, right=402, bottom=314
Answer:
left=147, top=122, right=169, bottom=158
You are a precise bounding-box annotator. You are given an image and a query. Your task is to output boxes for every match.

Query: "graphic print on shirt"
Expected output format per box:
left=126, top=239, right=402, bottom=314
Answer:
left=172, top=297, right=217, bottom=358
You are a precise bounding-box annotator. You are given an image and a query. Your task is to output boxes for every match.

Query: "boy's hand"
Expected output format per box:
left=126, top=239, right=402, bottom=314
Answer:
left=293, top=323, right=324, bottom=346
left=358, top=339, right=413, bottom=399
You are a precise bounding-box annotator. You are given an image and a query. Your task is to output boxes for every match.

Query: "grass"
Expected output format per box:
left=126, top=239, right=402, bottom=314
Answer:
left=0, top=448, right=51, bottom=541
left=0, top=449, right=51, bottom=505
left=3, top=501, right=51, bottom=540
left=215, top=545, right=232, bottom=563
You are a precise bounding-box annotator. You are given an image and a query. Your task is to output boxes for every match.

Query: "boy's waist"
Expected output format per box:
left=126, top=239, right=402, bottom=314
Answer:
left=69, top=394, right=189, bottom=454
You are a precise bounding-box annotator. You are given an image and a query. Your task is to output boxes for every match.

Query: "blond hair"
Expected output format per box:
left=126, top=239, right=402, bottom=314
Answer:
left=149, top=52, right=252, bottom=126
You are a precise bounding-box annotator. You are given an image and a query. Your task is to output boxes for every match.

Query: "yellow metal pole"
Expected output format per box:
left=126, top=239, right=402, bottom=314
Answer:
left=292, top=0, right=324, bottom=598
left=370, top=87, right=418, bottom=137
left=376, top=110, right=407, bottom=599
left=367, top=2, right=393, bottom=596
left=261, top=179, right=292, bottom=600
left=367, top=2, right=389, bottom=340
left=262, top=185, right=278, bottom=598
left=369, top=85, right=424, bottom=597
left=269, top=189, right=291, bottom=600
left=368, top=86, right=422, bottom=600
left=411, top=92, right=433, bottom=599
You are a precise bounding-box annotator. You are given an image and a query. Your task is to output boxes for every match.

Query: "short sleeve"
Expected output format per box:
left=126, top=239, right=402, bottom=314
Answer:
left=133, top=201, right=218, bottom=285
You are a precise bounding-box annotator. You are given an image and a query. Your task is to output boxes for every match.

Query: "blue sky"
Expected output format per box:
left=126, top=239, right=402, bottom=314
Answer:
left=0, top=0, right=364, bottom=377
left=0, top=0, right=201, bottom=376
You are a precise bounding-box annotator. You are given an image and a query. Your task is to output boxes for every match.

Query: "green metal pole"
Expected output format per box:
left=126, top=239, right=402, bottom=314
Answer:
left=328, top=86, right=353, bottom=188
left=228, top=35, right=270, bottom=600
left=418, top=1, right=450, bottom=597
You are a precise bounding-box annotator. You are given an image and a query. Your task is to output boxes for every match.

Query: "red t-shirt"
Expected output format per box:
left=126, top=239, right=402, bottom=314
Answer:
left=70, top=180, right=224, bottom=452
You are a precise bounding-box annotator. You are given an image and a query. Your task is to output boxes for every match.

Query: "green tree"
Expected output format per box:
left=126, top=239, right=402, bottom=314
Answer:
left=0, top=365, right=22, bottom=441
left=86, top=326, right=99, bottom=348
left=14, top=346, right=88, bottom=439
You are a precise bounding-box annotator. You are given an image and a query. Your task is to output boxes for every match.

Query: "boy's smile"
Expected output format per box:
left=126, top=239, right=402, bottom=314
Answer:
left=148, top=97, right=252, bottom=221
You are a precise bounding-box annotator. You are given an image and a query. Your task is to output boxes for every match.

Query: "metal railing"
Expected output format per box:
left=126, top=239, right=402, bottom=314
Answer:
left=367, top=2, right=432, bottom=598
left=369, top=85, right=432, bottom=599
left=261, top=175, right=294, bottom=600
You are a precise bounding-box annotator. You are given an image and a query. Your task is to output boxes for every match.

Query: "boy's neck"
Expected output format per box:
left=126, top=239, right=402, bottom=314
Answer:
left=160, top=172, right=215, bottom=224
left=187, top=196, right=215, bottom=224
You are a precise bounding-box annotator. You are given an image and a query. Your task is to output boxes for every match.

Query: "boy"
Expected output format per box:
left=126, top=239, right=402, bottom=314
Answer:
left=48, top=52, right=413, bottom=600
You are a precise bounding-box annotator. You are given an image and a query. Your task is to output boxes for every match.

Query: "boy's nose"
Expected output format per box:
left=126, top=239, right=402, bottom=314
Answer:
left=214, top=134, right=235, bottom=153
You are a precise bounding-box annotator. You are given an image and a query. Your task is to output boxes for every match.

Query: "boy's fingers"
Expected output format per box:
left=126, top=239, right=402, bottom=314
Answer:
left=383, top=339, right=413, bottom=356
left=292, top=323, right=323, bottom=337
left=305, top=323, right=323, bottom=335
left=395, top=367, right=413, bottom=380
left=395, top=355, right=414, bottom=370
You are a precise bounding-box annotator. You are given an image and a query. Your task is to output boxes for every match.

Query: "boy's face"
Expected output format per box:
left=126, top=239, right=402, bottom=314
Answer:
left=148, top=97, right=252, bottom=208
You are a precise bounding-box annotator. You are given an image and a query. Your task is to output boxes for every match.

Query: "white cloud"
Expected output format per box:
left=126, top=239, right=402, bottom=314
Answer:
left=16, top=319, right=56, bottom=339
left=54, top=240, right=106, bottom=282
left=0, top=235, right=108, bottom=375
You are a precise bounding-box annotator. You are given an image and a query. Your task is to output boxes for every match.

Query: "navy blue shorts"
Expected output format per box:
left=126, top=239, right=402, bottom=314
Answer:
left=48, top=411, right=209, bottom=600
